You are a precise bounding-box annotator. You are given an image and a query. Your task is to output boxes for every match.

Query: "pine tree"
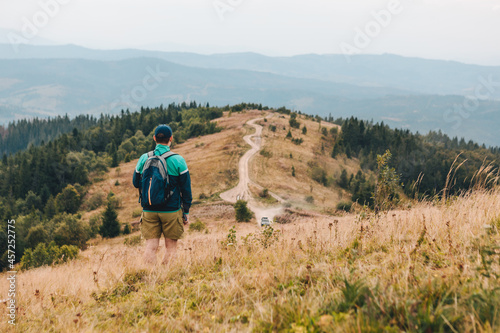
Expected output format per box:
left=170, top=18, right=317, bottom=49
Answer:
left=292, top=165, right=296, bottom=177
left=123, top=224, right=131, bottom=235
left=99, top=201, right=120, bottom=238
left=338, top=169, right=349, bottom=189
left=286, top=130, right=292, bottom=138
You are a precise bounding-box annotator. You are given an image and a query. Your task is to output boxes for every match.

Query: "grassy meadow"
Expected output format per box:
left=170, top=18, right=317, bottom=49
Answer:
left=1, top=187, right=499, bottom=332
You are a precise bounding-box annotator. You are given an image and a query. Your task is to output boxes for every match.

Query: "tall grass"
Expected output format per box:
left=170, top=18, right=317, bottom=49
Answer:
left=1, top=187, right=500, bottom=332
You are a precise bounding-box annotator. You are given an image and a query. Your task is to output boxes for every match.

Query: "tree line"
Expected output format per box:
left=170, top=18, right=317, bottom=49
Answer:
left=0, top=114, right=99, bottom=155
left=331, top=117, right=500, bottom=199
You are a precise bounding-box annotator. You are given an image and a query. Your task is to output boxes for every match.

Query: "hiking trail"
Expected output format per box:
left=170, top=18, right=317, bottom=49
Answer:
left=220, top=116, right=284, bottom=224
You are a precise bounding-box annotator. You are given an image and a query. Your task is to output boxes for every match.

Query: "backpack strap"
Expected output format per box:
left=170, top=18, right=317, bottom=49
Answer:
left=147, top=151, right=155, bottom=158
left=160, top=151, right=178, bottom=160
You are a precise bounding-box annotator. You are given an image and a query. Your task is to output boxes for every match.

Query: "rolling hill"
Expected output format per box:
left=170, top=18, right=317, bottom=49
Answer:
left=0, top=44, right=499, bottom=146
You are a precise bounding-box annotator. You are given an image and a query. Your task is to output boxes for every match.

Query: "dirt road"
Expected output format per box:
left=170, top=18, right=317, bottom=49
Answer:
left=220, top=116, right=284, bottom=224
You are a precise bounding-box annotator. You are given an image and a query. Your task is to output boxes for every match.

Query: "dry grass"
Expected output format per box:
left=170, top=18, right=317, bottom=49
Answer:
left=252, top=114, right=361, bottom=211
left=2, top=188, right=500, bottom=332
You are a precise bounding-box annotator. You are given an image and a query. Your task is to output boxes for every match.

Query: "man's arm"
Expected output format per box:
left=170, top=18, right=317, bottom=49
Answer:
left=132, top=154, right=148, bottom=188
left=179, top=170, right=193, bottom=214
left=175, top=156, right=192, bottom=215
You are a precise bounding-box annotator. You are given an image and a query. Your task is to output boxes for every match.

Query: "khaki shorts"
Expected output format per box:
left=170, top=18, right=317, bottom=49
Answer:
left=141, top=210, right=184, bottom=240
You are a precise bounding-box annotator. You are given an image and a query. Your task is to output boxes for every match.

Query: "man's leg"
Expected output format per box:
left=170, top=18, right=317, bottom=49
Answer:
left=162, top=238, right=178, bottom=264
left=143, top=238, right=160, bottom=264
left=142, top=212, right=162, bottom=264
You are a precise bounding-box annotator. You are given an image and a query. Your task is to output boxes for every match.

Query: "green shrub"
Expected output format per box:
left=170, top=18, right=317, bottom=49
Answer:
left=260, top=149, right=273, bottom=158
left=336, top=201, right=353, bottom=212
left=52, top=213, right=90, bottom=249
left=21, top=242, right=79, bottom=270
left=289, top=113, right=300, bottom=129
left=189, top=219, right=206, bottom=232
left=311, top=166, right=328, bottom=186
left=305, top=196, right=314, bottom=204
left=86, top=192, right=105, bottom=211
left=235, top=200, right=253, bottom=222
left=374, top=150, right=401, bottom=211
left=107, top=191, right=121, bottom=209
left=88, top=214, right=102, bottom=238
left=55, top=184, right=81, bottom=214
left=123, top=224, right=131, bottom=235
left=25, top=225, right=49, bottom=250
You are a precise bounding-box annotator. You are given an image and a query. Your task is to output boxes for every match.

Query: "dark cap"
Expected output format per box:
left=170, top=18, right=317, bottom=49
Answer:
left=154, top=124, right=172, bottom=139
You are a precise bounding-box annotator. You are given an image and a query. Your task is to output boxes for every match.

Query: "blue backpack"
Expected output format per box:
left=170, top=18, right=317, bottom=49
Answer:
left=140, top=151, right=177, bottom=207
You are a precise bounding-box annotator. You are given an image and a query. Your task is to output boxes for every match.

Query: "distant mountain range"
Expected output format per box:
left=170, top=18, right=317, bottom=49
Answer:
left=0, top=43, right=499, bottom=146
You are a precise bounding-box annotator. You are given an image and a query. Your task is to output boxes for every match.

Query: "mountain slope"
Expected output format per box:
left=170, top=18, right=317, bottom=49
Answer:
left=1, top=46, right=499, bottom=145
left=0, top=57, right=410, bottom=118
left=2, top=44, right=500, bottom=97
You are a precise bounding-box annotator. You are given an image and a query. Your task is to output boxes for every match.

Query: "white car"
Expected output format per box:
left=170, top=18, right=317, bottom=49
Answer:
left=260, top=217, right=270, bottom=226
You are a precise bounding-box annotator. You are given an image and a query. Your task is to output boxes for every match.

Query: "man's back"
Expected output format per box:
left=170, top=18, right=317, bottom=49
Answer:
left=133, top=144, right=192, bottom=214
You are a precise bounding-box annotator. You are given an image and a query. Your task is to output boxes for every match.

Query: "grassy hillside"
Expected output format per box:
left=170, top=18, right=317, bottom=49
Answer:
left=1, top=188, right=499, bottom=332
left=1, top=110, right=500, bottom=332
left=251, top=113, right=361, bottom=212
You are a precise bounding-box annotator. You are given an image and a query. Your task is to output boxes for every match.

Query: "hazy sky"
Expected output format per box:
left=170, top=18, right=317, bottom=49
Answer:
left=1, top=0, right=499, bottom=65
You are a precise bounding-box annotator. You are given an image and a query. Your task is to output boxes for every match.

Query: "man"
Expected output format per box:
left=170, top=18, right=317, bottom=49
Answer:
left=133, top=124, right=192, bottom=264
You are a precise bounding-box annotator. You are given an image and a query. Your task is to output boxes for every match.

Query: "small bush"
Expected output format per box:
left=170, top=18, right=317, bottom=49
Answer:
left=311, top=166, right=328, bottom=186
left=260, top=188, right=269, bottom=198
left=189, top=219, right=206, bottom=232
left=107, top=191, right=121, bottom=209
left=86, top=193, right=105, bottom=211
left=289, top=114, right=300, bottom=129
left=305, top=196, right=314, bottom=204
left=260, top=149, right=273, bottom=158
left=269, top=125, right=277, bottom=132
left=336, top=201, right=353, bottom=212
left=123, top=224, right=131, bottom=235
left=292, top=138, right=303, bottom=145
left=235, top=200, right=253, bottom=222
left=114, top=180, right=120, bottom=186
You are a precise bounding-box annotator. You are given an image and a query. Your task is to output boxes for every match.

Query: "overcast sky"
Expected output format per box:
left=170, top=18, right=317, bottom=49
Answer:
left=1, top=0, right=499, bottom=65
